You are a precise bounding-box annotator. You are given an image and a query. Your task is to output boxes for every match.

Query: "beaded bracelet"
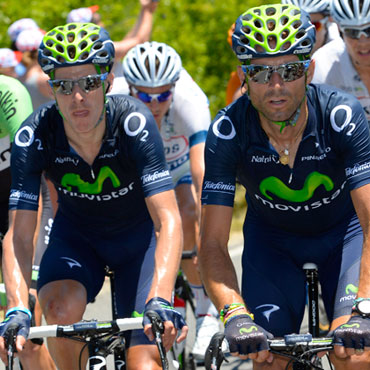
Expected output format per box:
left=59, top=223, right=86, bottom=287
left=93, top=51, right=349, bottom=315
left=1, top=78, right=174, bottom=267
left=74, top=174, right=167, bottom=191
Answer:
left=220, top=303, right=254, bottom=324
left=6, top=307, right=32, bottom=320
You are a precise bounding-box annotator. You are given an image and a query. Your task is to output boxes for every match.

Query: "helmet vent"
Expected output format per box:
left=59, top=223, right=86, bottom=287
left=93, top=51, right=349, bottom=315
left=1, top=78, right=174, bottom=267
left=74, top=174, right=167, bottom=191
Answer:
left=93, top=41, right=103, bottom=50
left=43, top=49, right=52, bottom=56
left=67, top=33, right=75, bottom=43
left=252, top=9, right=261, bottom=16
left=56, top=44, right=64, bottom=53
left=281, top=16, right=289, bottom=26
left=255, top=44, right=265, bottom=53
left=97, top=50, right=108, bottom=58
left=240, top=35, right=249, bottom=45
left=80, top=41, right=88, bottom=50
left=267, top=20, right=276, bottom=31
left=301, top=39, right=311, bottom=47
left=254, top=19, right=263, bottom=28
left=296, top=29, right=306, bottom=39
left=267, top=35, right=277, bottom=49
left=67, top=24, right=77, bottom=31
left=281, top=41, right=291, bottom=51
left=292, top=20, right=302, bottom=29
left=236, top=46, right=247, bottom=54
left=67, top=46, right=76, bottom=59
left=255, top=32, right=264, bottom=42
left=242, top=26, right=252, bottom=34
left=40, top=58, right=49, bottom=66
left=242, top=14, right=253, bottom=21
left=80, top=52, right=89, bottom=60
left=265, top=7, right=277, bottom=16
left=91, top=35, right=99, bottom=42
left=56, top=33, right=64, bottom=42
left=291, top=8, right=301, bottom=16
left=281, top=29, right=290, bottom=39
left=80, top=30, right=88, bottom=38
left=48, top=31, right=56, bottom=36
left=57, top=56, right=65, bottom=63
left=46, top=40, right=54, bottom=47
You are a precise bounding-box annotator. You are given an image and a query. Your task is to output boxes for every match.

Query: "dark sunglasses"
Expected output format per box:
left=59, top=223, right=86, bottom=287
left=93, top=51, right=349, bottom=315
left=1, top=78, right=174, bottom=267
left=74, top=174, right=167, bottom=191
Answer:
left=341, top=25, right=370, bottom=39
left=312, top=17, right=328, bottom=32
left=48, top=73, right=108, bottom=95
left=131, top=86, right=173, bottom=103
left=242, top=60, right=311, bottom=84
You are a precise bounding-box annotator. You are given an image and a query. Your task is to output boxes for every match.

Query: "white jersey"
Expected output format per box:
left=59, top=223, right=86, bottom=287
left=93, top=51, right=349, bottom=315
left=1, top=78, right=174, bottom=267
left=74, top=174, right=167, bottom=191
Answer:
left=312, top=37, right=370, bottom=121
left=111, top=69, right=211, bottom=184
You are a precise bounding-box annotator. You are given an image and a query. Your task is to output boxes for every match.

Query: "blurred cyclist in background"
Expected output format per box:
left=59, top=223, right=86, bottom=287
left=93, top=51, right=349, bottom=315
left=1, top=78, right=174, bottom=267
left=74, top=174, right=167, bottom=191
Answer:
left=312, top=0, right=370, bottom=123
left=67, top=0, right=159, bottom=76
left=0, top=48, right=55, bottom=370
left=117, top=41, right=219, bottom=363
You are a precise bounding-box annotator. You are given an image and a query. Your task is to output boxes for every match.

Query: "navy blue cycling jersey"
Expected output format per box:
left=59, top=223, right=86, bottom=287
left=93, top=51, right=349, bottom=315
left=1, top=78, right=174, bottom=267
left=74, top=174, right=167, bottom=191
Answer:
left=9, top=94, right=173, bottom=233
left=202, top=84, right=370, bottom=235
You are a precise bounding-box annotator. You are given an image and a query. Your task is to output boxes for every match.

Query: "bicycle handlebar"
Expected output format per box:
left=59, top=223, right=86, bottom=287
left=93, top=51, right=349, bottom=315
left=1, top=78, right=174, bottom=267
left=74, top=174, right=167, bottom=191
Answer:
left=205, top=332, right=334, bottom=370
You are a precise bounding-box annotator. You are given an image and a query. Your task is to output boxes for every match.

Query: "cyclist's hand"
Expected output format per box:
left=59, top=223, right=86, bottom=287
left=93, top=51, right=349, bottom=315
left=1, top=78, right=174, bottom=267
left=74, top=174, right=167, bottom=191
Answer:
left=224, top=314, right=274, bottom=363
left=143, top=297, right=189, bottom=351
left=0, top=310, right=30, bottom=364
left=332, top=315, right=370, bottom=358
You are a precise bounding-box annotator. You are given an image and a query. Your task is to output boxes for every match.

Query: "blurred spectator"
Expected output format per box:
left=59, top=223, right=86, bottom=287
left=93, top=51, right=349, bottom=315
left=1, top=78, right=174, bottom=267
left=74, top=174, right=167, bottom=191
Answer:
left=0, top=48, right=21, bottom=78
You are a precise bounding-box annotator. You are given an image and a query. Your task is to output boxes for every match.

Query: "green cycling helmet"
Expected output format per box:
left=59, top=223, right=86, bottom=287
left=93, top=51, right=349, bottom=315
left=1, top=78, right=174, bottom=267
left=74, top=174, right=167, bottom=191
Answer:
left=38, top=23, right=115, bottom=74
left=232, top=4, right=316, bottom=62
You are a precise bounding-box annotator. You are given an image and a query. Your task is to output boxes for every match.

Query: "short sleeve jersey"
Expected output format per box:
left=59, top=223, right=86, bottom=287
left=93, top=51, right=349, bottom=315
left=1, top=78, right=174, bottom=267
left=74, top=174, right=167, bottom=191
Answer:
left=0, top=75, right=33, bottom=201
left=9, top=95, right=173, bottom=233
left=312, top=38, right=370, bottom=122
left=201, top=84, right=370, bottom=235
left=110, top=69, right=211, bottom=181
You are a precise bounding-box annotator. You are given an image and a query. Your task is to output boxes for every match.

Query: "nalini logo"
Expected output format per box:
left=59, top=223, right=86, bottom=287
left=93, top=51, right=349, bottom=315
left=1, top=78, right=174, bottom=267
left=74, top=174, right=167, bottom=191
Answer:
left=259, top=171, right=334, bottom=202
left=61, top=166, right=120, bottom=194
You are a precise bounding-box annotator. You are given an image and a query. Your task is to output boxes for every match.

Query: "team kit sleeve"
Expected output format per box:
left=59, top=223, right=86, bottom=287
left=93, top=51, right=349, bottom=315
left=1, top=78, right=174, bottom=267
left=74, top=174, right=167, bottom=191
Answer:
left=8, top=116, right=46, bottom=211
left=125, top=106, right=174, bottom=197
left=201, top=112, right=240, bottom=207
left=328, top=91, right=370, bottom=190
left=1, top=77, right=33, bottom=142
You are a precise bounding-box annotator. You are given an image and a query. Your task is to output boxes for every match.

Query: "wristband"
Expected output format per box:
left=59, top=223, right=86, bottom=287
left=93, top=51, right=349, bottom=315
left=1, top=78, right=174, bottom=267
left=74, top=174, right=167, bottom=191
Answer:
left=6, top=307, right=32, bottom=320
left=220, top=303, right=254, bottom=323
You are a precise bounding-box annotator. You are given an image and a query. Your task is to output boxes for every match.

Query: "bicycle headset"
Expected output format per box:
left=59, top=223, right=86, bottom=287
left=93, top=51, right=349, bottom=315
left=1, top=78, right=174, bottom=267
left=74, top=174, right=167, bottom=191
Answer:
left=122, top=41, right=182, bottom=88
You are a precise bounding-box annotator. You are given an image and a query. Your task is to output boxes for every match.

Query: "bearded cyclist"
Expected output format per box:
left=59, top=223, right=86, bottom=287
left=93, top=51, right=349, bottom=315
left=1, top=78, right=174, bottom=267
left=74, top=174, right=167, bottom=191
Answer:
left=113, top=41, right=219, bottom=362
left=0, top=23, right=187, bottom=370
left=199, top=4, right=370, bottom=370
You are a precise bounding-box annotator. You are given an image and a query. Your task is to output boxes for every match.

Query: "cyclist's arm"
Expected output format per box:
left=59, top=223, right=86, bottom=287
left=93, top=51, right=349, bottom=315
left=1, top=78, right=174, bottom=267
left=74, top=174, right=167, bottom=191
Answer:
left=0, top=209, right=37, bottom=352
left=189, top=142, right=205, bottom=204
left=198, top=204, right=245, bottom=311
left=145, top=189, right=183, bottom=303
left=113, top=0, right=158, bottom=60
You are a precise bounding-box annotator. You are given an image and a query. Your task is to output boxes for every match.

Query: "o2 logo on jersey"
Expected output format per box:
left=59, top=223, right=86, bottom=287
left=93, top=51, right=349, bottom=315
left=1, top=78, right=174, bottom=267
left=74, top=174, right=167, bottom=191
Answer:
left=124, top=112, right=149, bottom=142
left=163, top=135, right=188, bottom=161
left=330, top=105, right=356, bottom=136
left=212, top=115, right=236, bottom=140
left=14, top=126, right=44, bottom=150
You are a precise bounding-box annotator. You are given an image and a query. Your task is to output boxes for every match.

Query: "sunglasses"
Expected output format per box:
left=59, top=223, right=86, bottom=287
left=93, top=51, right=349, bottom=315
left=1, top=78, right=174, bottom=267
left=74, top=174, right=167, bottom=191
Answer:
left=131, top=86, right=173, bottom=103
left=312, top=17, right=328, bottom=32
left=242, top=60, right=311, bottom=84
left=49, top=73, right=108, bottom=95
left=341, top=25, right=370, bottom=39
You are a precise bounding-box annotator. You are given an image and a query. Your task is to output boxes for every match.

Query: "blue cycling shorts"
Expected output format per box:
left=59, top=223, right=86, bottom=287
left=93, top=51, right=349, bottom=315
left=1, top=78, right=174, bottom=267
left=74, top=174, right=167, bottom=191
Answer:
left=241, top=213, right=362, bottom=336
left=37, top=211, right=157, bottom=347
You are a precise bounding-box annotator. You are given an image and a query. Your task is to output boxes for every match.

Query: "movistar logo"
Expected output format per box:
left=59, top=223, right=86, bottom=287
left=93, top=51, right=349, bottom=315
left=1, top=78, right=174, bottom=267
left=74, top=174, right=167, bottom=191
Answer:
left=341, top=323, right=360, bottom=329
left=259, top=171, right=334, bottom=202
left=345, top=284, right=358, bottom=295
left=61, top=166, right=120, bottom=194
left=240, top=326, right=258, bottom=334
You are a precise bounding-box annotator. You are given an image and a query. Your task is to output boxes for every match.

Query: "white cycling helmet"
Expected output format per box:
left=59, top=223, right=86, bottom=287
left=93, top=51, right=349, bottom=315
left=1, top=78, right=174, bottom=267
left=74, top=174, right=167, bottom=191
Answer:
left=8, top=18, right=39, bottom=42
left=282, top=0, right=330, bottom=14
left=122, top=42, right=182, bottom=87
left=331, top=0, right=370, bottom=26
left=15, top=29, right=45, bottom=52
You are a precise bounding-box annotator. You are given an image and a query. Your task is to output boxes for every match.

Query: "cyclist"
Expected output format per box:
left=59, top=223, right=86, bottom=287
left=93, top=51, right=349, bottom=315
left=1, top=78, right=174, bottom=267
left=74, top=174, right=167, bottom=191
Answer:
left=0, top=49, right=55, bottom=369
left=66, top=0, right=159, bottom=76
left=198, top=4, right=370, bottom=370
left=117, top=41, right=219, bottom=362
left=282, top=0, right=340, bottom=53
left=0, top=23, right=187, bottom=370
left=312, top=0, right=370, bottom=122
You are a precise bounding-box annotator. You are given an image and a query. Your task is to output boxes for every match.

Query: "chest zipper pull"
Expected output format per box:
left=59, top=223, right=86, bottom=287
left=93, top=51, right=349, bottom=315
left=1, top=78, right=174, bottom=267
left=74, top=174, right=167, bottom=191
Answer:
left=288, top=171, right=293, bottom=184
left=90, top=168, right=95, bottom=180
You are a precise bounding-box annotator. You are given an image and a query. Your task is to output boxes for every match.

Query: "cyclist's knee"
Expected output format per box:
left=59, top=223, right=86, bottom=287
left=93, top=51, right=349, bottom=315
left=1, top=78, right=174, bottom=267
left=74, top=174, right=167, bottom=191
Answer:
left=38, top=280, right=87, bottom=324
left=330, top=351, right=370, bottom=370
left=126, top=344, right=162, bottom=370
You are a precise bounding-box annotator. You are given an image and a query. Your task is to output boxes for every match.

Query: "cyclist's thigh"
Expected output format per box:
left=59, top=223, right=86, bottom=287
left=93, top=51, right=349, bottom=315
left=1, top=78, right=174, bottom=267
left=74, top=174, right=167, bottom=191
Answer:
left=37, top=212, right=106, bottom=303
left=242, top=220, right=307, bottom=336
left=319, top=215, right=363, bottom=321
left=105, top=218, right=157, bottom=347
